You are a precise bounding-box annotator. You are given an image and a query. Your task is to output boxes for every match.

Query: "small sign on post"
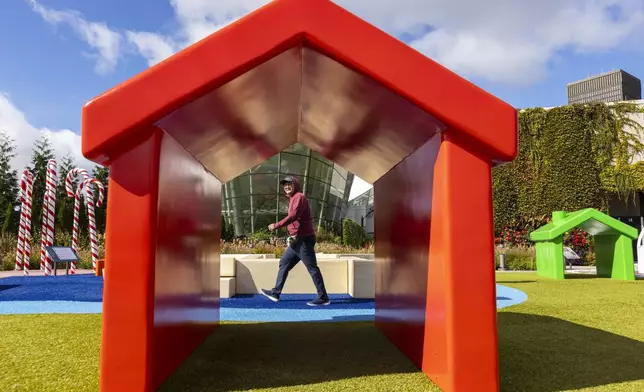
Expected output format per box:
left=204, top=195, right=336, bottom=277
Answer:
left=44, top=246, right=81, bottom=276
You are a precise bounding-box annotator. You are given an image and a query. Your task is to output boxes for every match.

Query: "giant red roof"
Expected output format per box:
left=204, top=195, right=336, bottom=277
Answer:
left=82, top=0, right=517, bottom=173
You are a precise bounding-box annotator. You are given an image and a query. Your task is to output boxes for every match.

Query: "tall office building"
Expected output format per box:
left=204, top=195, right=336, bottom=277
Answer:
left=345, top=187, right=374, bottom=238
left=222, top=143, right=354, bottom=236
left=567, top=69, right=641, bottom=105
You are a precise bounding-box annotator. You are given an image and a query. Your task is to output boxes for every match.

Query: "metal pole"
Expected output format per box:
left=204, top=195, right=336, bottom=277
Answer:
left=499, top=254, right=506, bottom=271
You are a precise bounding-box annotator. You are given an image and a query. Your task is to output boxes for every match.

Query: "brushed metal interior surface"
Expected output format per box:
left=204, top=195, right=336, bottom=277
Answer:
left=155, top=47, right=301, bottom=182
left=156, top=46, right=447, bottom=183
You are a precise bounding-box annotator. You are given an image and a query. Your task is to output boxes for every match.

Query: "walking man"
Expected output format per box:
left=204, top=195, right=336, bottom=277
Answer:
left=260, top=175, right=331, bottom=306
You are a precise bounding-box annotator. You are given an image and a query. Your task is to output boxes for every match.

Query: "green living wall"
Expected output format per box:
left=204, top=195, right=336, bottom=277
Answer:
left=492, top=102, right=644, bottom=235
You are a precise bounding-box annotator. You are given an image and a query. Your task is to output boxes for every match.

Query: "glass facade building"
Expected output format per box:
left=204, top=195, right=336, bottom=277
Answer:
left=222, top=143, right=355, bottom=236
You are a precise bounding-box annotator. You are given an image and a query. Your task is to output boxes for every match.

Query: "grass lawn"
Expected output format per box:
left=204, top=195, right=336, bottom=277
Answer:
left=161, top=321, right=438, bottom=392
left=0, top=314, right=101, bottom=391
left=496, top=273, right=644, bottom=392
left=0, top=273, right=642, bottom=391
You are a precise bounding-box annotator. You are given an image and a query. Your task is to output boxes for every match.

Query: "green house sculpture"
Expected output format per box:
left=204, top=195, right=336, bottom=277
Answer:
left=529, top=209, right=638, bottom=280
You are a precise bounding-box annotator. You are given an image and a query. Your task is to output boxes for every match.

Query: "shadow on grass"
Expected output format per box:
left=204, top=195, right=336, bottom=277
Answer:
left=498, top=312, right=644, bottom=392
left=563, top=274, right=602, bottom=279
left=160, top=322, right=433, bottom=392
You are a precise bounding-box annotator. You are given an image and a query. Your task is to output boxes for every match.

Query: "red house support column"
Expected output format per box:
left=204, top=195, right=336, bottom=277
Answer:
left=424, top=133, right=499, bottom=391
left=100, top=129, right=162, bottom=391
left=100, top=129, right=222, bottom=392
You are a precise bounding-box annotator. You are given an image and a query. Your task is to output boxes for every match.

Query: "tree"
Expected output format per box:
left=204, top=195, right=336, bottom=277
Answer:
left=28, top=133, right=56, bottom=236
left=1, top=204, right=14, bottom=235
left=56, top=154, right=76, bottom=234
left=342, top=218, right=366, bottom=248
left=0, top=130, right=19, bottom=234
left=92, top=165, right=109, bottom=233
left=221, top=215, right=234, bottom=241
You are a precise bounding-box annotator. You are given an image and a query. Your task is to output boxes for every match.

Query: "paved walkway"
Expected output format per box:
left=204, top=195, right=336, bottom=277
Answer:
left=0, top=274, right=528, bottom=321
left=0, top=269, right=94, bottom=278
left=498, top=265, right=644, bottom=278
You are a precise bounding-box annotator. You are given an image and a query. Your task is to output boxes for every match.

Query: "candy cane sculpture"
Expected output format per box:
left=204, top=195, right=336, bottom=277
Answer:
left=82, top=177, right=105, bottom=272
left=40, top=159, right=57, bottom=276
left=15, top=171, right=28, bottom=270
left=15, top=170, right=34, bottom=274
left=65, top=168, right=90, bottom=273
left=65, top=168, right=103, bottom=272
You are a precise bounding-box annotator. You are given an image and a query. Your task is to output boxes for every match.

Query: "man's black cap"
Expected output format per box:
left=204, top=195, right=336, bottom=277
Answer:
left=280, top=176, right=294, bottom=185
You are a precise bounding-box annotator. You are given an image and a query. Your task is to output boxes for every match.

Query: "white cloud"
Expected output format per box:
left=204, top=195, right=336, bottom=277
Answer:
left=28, top=0, right=644, bottom=84
left=0, top=93, right=95, bottom=177
left=125, top=31, right=176, bottom=67
left=403, top=0, right=644, bottom=84
left=169, top=0, right=271, bottom=44
left=24, top=0, right=644, bottom=196
left=28, top=0, right=121, bottom=74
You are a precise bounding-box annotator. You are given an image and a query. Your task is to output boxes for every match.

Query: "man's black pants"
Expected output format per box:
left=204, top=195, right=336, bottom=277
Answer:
left=272, top=235, right=328, bottom=299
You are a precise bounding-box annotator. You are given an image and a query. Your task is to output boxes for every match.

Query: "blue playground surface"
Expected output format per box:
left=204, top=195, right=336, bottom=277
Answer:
left=0, top=274, right=527, bottom=321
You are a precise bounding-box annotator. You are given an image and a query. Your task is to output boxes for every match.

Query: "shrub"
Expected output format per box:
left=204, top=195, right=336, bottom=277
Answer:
left=1, top=204, right=15, bottom=235
left=342, top=218, right=366, bottom=248
left=221, top=216, right=234, bottom=241
left=496, top=246, right=536, bottom=271
left=219, top=237, right=374, bottom=258
left=273, top=247, right=285, bottom=259
left=316, top=226, right=341, bottom=244
left=1, top=230, right=104, bottom=271
left=251, top=243, right=277, bottom=255
left=250, top=229, right=273, bottom=242
left=2, top=228, right=374, bottom=271
left=0, top=233, right=17, bottom=259
left=1, top=249, right=15, bottom=271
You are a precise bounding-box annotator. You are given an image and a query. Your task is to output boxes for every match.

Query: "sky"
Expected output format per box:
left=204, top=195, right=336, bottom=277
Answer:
left=1, top=0, right=643, bottom=200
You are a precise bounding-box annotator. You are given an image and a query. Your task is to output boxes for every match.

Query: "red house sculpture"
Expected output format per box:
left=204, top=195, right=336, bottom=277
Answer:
left=81, top=0, right=517, bottom=391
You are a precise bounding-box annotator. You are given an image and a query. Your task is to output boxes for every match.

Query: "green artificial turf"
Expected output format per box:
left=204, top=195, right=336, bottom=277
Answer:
left=161, top=321, right=439, bottom=392
left=0, top=314, right=101, bottom=391
left=497, top=273, right=644, bottom=392
left=0, top=273, right=642, bottom=391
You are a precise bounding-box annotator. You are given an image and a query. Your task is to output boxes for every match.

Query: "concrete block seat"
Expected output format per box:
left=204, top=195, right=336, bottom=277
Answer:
left=218, top=255, right=375, bottom=299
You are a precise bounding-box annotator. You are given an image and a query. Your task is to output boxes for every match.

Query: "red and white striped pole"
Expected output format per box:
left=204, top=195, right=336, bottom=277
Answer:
left=65, top=168, right=103, bottom=273
left=15, top=170, right=34, bottom=274
left=82, top=177, right=104, bottom=272
left=15, top=173, right=27, bottom=271
left=40, top=159, right=57, bottom=276
left=21, top=171, right=35, bottom=275
left=39, top=166, right=50, bottom=271
left=65, top=168, right=90, bottom=274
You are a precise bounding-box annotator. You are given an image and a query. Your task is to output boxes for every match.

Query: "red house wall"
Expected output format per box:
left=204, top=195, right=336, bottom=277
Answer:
left=374, top=134, right=440, bottom=366
left=100, top=130, right=222, bottom=391
left=152, top=134, right=222, bottom=388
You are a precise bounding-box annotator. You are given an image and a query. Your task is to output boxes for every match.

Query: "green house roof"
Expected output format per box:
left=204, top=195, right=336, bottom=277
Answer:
left=529, top=208, right=638, bottom=242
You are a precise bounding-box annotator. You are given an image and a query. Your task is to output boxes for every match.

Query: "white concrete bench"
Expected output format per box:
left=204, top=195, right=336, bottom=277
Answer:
left=217, top=255, right=375, bottom=299
left=220, top=277, right=236, bottom=298
left=234, top=258, right=348, bottom=294
left=348, top=258, right=375, bottom=299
